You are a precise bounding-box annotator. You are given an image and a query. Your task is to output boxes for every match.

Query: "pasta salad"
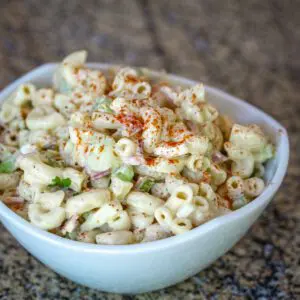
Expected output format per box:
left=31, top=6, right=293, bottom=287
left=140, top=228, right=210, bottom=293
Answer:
left=0, top=51, right=274, bottom=245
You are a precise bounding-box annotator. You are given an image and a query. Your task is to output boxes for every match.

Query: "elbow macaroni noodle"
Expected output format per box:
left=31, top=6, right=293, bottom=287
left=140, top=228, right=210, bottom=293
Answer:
left=0, top=51, right=274, bottom=244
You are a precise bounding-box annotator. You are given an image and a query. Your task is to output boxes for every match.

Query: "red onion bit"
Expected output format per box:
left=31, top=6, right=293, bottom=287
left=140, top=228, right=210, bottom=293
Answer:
left=90, top=168, right=112, bottom=180
left=61, top=214, right=79, bottom=235
left=212, top=151, right=228, bottom=164
left=122, top=155, right=146, bottom=166
left=2, top=196, right=24, bottom=204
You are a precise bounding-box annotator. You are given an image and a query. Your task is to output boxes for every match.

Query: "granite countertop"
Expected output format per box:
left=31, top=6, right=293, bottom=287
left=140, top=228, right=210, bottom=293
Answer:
left=0, top=0, right=299, bottom=299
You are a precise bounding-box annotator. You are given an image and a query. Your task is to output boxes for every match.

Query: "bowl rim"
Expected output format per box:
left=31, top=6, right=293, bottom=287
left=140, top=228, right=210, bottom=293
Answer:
left=0, top=63, right=289, bottom=254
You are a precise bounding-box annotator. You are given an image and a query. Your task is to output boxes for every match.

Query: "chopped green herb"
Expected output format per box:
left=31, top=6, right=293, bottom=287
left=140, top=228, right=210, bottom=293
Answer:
left=93, top=96, right=114, bottom=113
left=114, top=165, right=134, bottom=182
left=0, top=160, right=15, bottom=173
left=137, top=177, right=155, bottom=193
left=49, top=176, right=72, bottom=189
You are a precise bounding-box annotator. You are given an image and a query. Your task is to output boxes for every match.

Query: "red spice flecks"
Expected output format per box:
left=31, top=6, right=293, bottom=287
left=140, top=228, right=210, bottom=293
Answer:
left=75, top=92, right=83, bottom=99
left=145, top=156, right=156, bottom=166
left=170, top=127, right=184, bottom=136
left=168, top=159, right=178, bottom=164
left=116, top=113, right=144, bottom=136
left=86, top=121, right=92, bottom=128
left=217, top=195, right=232, bottom=210
left=202, top=171, right=211, bottom=184
left=73, top=128, right=82, bottom=145
left=225, top=195, right=233, bottom=210
left=191, top=94, right=197, bottom=104
left=8, top=202, right=24, bottom=212
left=165, top=140, right=184, bottom=147
left=152, top=118, right=159, bottom=127
left=132, top=99, right=148, bottom=106
left=90, top=83, right=97, bottom=92
left=83, top=145, right=89, bottom=154
left=125, top=75, right=139, bottom=84
left=99, top=145, right=104, bottom=153
left=169, top=125, right=192, bottom=141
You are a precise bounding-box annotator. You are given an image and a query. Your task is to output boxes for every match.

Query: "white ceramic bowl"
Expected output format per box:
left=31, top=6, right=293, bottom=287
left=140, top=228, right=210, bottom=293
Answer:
left=0, top=64, right=289, bottom=294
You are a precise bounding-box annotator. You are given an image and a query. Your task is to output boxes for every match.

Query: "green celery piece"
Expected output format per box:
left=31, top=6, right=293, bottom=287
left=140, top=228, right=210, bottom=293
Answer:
left=137, top=177, right=155, bottom=192
left=114, top=165, right=134, bottom=182
left=93, top=96, right=114, bottom=113
left=0, top=160, right=15, bottom=173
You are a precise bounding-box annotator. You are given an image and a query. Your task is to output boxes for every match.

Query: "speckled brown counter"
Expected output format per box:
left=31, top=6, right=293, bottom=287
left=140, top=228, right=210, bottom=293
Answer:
left=0, top=0, right=299, bottom=299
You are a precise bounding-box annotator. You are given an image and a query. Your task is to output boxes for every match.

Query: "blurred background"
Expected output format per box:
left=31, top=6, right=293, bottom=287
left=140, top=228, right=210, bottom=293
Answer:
left=0, top=0, right=299, bottom=299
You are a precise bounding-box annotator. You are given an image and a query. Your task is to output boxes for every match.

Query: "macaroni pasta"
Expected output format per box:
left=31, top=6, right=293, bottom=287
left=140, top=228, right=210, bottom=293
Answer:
left=0, top=51, right=274, bottom=244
